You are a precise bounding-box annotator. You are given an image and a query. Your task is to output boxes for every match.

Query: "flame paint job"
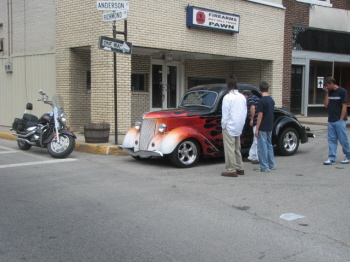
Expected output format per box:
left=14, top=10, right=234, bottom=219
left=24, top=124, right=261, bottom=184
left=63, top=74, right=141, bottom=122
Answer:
left=121, top=83, right=310, bottom=161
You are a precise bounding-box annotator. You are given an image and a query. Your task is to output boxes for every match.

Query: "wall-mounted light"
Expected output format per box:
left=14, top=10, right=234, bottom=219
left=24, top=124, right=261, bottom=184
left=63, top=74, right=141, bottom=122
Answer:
left=5, top=62, right=12, bottom=73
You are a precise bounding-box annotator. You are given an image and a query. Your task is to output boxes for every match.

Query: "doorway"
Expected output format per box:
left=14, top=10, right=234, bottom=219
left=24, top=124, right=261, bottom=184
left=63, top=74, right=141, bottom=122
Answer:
left=151, top=61, right=180, bottom=110
left=291, top=65, right=303, bottom=114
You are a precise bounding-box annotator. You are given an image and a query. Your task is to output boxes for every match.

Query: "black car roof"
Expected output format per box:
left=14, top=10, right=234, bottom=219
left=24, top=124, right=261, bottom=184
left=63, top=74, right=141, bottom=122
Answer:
left=188, top=83, right=261, bottom=98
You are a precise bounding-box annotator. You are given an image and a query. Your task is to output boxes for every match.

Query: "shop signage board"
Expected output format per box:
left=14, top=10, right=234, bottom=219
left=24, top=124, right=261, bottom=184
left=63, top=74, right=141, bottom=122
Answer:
left=98, top=36, right=132, bottom=54
left=186, top=6, right=240, bottom=34
left=97, top=1, right=129, bottom=11
left=103, top=10, right=128, bottom=22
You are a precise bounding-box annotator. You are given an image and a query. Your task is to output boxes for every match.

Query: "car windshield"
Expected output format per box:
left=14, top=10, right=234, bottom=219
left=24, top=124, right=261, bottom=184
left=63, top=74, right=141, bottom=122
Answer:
left=179, top=91, right=218, bottom=108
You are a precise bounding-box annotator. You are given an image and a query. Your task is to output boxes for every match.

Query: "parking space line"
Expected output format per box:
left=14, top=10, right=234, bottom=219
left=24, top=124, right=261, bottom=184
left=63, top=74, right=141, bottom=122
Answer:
left=0, top=151, right=17, bottom=154
left=0, top=158, right=78, bottom=169
left=0, top=145, right=15, bottom=150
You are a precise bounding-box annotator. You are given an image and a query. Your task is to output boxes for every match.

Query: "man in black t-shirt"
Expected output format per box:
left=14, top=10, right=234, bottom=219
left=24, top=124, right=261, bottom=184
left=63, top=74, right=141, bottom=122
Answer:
left=254, top=82, right=276, bottom=172
left=323, top=77, right=350, bottom=165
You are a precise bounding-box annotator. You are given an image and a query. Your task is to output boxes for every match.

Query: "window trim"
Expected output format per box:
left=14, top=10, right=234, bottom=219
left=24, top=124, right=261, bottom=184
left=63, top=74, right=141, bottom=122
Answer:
left=245, top=0, right=285, bottom=9
left=296, top=0, right=332, bottom=7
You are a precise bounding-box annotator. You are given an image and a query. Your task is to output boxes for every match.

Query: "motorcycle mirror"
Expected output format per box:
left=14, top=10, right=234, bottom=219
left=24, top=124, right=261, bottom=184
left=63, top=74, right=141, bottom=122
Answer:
left=39, top=90, right=46, bottom=96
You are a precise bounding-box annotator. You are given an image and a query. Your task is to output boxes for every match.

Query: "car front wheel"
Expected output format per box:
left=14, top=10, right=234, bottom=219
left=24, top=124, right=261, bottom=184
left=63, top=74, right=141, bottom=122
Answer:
left=169, top=139, right=200, bottom=168
left=277, top=127, right=299, bottom=156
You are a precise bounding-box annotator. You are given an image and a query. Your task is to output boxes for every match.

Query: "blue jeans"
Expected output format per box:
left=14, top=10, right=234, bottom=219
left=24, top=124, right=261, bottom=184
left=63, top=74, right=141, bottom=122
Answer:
left=327, top=121, right=350, bottom=161
left=257, top=131, right=275, bottom=171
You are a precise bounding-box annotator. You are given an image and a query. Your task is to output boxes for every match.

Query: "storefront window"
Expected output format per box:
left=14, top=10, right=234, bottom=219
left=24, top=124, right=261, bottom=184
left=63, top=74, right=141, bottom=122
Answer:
left=308, top=61, right=350, bottom=105
left=131, top=74, right=147, bottom=92
left=308, top=61, right=333, bottom=104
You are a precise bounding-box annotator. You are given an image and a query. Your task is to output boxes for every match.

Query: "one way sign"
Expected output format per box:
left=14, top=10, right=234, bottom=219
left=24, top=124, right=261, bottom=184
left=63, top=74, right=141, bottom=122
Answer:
left=98, top=36, right=132, bottom=54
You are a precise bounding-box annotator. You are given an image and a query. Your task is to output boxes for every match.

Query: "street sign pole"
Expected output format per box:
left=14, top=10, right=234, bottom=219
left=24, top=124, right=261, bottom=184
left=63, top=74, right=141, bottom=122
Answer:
left=113, top=21, right=118, bottom=145
left=98, top=1, right=129, bottom=145
left=112, top=19, right=128, bottom=145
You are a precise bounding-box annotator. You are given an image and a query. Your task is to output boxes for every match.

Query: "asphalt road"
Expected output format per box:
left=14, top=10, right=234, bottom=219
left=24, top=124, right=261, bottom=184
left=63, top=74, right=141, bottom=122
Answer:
left=1, top=125, right=350, bottom=262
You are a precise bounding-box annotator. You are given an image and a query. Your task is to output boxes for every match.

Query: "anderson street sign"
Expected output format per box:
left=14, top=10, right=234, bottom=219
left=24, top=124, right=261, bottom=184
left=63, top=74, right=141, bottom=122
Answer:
left=103, top=10, right=127, bottom=22
left=97, top=1, right=129, bottom=11
left=98, top=36, right=132, bottom=54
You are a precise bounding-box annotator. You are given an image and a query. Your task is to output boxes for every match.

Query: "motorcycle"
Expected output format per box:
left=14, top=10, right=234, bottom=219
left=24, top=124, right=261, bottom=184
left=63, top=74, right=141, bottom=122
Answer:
left=11, top=90, right=76, bottom=158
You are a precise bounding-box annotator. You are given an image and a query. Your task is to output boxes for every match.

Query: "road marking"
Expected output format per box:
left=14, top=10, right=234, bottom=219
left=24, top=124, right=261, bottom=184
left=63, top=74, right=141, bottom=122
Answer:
left=0, top=158, right=77, bottom=169
left=0, top=145, right=14, bottom=150
left=0, top=151, right=17, bottom=154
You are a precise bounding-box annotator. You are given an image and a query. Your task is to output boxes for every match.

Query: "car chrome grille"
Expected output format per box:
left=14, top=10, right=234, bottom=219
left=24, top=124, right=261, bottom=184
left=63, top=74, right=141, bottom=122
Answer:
left=139, top=119, right=157, bottom=150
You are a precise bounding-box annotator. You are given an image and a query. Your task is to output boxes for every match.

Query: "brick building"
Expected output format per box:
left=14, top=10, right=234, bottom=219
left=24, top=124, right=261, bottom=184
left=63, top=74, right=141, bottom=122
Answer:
left=2, top=0, right=349, bottom=135
left=283, top=0, right=350, bottom=116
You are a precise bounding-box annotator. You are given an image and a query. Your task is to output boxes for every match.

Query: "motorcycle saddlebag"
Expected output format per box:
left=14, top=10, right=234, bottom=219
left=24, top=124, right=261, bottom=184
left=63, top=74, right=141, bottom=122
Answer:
left=12, top=118, right=27, bottom=132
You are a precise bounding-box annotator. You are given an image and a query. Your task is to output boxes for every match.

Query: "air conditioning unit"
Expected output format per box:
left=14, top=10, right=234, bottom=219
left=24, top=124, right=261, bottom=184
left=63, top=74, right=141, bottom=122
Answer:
left=5, top=62, right=12, bottom=73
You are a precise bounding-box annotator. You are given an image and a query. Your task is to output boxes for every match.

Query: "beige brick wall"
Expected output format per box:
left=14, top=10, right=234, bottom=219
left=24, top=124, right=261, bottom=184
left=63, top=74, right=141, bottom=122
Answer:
left=55, top=0, right=285, bottom=134
left=131, top=55, right=150, bottom=126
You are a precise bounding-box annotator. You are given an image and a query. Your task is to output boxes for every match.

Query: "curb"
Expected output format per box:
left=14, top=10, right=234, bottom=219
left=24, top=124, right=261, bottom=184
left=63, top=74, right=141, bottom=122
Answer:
left=0, top=132, right=127, bottom=156
left=74, top=142, right=128, bottom=155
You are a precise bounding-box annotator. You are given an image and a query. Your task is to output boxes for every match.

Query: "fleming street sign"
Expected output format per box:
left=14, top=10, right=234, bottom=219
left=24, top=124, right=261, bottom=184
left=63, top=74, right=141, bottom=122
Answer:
left=103, top=10, right=127, bottom=22
left=97, top=1, right=129, bottom=11
left=98, top=36, right=132, bottom=54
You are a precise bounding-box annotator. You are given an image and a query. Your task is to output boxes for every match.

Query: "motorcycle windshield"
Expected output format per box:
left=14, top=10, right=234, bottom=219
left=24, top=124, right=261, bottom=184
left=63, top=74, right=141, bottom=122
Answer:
left=52, top=94, right=64, bottom=111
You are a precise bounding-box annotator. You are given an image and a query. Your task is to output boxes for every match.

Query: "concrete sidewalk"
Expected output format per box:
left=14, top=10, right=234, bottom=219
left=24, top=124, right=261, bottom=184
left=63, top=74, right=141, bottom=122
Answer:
left=0, top=116, right=332, bottom=155
left=0, top=125, right=127, bottom=156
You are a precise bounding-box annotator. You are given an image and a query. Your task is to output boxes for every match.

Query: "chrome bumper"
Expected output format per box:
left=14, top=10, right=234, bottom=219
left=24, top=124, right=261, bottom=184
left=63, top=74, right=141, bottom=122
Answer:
left=118, top=147, right=164, bottom=157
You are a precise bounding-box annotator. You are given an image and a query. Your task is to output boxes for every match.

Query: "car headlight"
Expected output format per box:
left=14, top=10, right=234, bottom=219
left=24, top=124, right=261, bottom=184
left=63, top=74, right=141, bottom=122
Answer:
left=135, top=121, right=141, bottom=130
left=158, top=123, right=167, bottom=133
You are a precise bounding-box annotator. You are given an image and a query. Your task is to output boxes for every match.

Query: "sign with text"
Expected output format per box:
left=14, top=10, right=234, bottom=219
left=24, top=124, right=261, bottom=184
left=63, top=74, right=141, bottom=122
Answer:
left=186, top=6, right=240, bottom=34
left=97, top=1, right=129, bottom=11
left=99, top=36, right=132, bottom=54
left=103, top=10, right=128, bottom=22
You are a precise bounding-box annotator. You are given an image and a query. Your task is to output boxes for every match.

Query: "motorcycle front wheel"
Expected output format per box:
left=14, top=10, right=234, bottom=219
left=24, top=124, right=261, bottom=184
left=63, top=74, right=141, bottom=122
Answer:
left=47, top=134, right=75, bottom=158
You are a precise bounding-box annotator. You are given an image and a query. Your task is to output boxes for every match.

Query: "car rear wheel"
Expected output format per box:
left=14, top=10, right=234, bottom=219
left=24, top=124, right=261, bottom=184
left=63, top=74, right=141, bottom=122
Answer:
left=277, top=127, right=299, bottom=156
left=169, top=139, right=200, bottom=168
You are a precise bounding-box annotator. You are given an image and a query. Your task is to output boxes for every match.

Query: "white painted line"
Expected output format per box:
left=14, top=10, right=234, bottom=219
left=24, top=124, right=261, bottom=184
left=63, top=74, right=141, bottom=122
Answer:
left=0, top=145, right=15, bottom=150
left=0, top=151, right=17, bottom=154
left=0, top=158, right=78, bottom=169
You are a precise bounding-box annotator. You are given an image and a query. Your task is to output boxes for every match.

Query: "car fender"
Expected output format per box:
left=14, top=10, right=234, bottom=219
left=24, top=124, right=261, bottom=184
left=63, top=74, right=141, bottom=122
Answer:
left=161, top=126, right=208, bottom=155
left=43, top=129, right=77, bottom=144
left=273, top=117, right=307, bottom=143
left=122, top=127, right=140, bottom=148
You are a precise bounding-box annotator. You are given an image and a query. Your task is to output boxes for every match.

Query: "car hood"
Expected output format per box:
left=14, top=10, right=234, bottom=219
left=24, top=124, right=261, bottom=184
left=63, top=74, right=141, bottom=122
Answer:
left=144, top=108, right=212, bottom=119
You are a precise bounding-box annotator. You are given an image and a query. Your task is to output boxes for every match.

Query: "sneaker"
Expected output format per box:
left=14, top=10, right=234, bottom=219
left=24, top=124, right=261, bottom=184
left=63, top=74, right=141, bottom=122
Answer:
left=251, top=160, right=260, bottom=164
left=270, top=167, right=276, bottom=170
left=323, top=159, right=335, bottom=165
left=254, top=168, right=270, bottom=172
left=341, top=158, right=350, bottom=164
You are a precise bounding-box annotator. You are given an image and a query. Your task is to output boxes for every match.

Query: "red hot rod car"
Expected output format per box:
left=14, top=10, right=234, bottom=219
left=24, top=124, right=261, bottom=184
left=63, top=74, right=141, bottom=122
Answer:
left=120, top=84, right=314, bottom=168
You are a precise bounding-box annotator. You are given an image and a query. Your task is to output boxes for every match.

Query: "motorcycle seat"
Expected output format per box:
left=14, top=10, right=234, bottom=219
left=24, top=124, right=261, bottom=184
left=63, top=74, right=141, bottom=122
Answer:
left=23, top=113, right=39, bottom=128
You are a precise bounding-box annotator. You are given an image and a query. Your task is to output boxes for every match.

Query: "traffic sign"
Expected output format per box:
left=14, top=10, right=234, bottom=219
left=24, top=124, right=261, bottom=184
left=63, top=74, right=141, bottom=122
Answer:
left=97, top=1, right=129, bottom=11
left=98, top=36, right=132, bottom=54
left=103, top=10, right=127, bottom=22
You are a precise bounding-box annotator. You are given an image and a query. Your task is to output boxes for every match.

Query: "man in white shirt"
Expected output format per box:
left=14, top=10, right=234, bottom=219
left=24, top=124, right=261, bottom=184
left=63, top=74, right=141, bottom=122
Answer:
left=221, top=76, right=247, bottom=177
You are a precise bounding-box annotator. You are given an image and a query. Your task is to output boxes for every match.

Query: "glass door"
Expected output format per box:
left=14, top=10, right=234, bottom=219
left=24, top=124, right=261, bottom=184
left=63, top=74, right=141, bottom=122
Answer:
left=151, top=62, right=179, bottom=110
